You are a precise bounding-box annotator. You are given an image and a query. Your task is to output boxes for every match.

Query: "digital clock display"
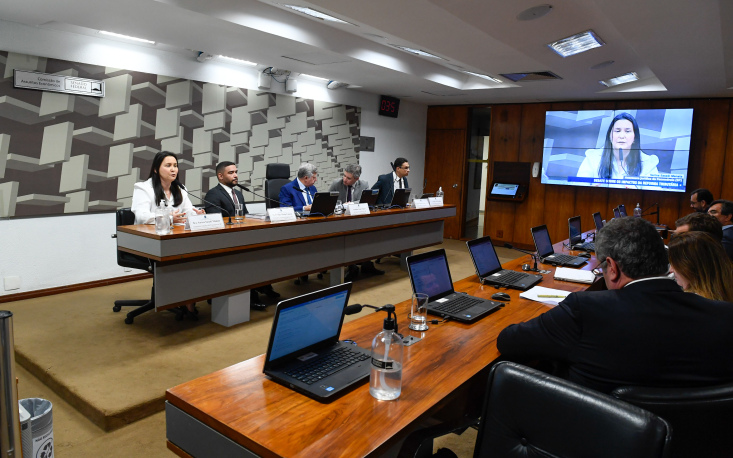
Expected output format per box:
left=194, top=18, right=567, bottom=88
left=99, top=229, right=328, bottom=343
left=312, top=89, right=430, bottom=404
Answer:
left=378, top=95, right=400, bottom=118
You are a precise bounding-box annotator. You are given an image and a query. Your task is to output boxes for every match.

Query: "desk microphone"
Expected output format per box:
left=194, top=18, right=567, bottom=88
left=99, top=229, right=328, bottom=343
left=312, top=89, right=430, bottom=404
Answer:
left=179, top=183, right=233, bottom=225
left=503, top=243, right=540, bottom=272
left=641, top=202, right=661, bottom=225
left=344, top=303, right=379, bottom=315
left=235, top=184, right=285, bottom=208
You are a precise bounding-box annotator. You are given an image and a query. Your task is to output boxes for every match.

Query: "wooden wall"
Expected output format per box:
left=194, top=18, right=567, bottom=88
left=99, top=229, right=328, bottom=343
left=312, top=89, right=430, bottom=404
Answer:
left=427, top=99, right=733, bottom=249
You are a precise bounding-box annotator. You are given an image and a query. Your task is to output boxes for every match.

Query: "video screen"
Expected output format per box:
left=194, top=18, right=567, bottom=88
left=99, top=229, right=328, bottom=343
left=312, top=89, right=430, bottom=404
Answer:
left=490, top=183, right=519, bottom=196
left=541, top=109, right=694, bottom=192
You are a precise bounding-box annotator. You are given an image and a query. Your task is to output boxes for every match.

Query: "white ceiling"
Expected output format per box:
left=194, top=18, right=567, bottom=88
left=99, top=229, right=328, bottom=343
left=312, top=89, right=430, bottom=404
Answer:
left=1, top=0, right=731, bottom=105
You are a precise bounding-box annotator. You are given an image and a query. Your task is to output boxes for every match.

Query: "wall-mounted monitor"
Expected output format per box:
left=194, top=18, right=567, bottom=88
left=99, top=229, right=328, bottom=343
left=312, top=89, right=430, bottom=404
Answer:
left=541, top=109, right=694, bottom=192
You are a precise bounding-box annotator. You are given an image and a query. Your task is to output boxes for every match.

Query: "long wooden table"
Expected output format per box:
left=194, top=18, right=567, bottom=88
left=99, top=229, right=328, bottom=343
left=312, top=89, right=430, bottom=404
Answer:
left=165, top=243, right=601, bottom=457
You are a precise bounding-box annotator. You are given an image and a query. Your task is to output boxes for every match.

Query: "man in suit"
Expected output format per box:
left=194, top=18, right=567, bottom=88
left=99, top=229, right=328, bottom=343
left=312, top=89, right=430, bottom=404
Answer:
left=279, top=163, right=317, bottom=213
left=205, top=161, right=280, bottom=309
left=690, top=188, right=714, bottom=213
left=372, top=157, right=410, bottom=205
left=708, top=199, right=733, bottom=260
left=497, top=217, right=733, bottom=394
left=674, top=212, right=723, bottom=241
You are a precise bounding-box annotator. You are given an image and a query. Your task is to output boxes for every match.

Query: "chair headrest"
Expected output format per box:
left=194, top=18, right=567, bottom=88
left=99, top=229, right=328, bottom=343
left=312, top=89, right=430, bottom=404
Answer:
left=266, top=163, right=291, bottom=180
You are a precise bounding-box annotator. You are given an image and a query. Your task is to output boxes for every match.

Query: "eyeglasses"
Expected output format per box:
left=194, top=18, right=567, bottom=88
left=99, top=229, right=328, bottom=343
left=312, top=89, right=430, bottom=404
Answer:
left=592, top=259, right=607, bottom=277
left=399, top=166, right=410, bottom=170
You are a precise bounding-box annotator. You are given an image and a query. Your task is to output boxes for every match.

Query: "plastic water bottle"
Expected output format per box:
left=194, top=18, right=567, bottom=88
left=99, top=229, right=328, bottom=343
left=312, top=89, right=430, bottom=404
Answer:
left=634, top=203, right=642, bottom=217
left=155, top=200, right=170, bottom=235
left=369, top=305, right=404, bottom=400
left=436, top=187, right=444, bottom=198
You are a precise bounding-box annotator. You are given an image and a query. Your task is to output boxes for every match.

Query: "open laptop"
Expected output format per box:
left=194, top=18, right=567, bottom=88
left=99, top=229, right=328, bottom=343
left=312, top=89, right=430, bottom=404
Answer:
left=263, top=283, right=371, bottom=402
left=390, top=188, right=411, bottom=208
left=359, top=188, right=380, bottom=207
left=302, top=191, right=340, bottom=216
left=406, top=249, right=502, bottom=323
left=530, top=225, right=588, bottom=267
left=568, top=216, right=595, bottom=252
left=618, top=204, right=627, bottom=217
left=592, top=212, right=604, bottom=231
left=466, top=236, right=542, bottom=290
left=613, top=207, right=621, bottom=219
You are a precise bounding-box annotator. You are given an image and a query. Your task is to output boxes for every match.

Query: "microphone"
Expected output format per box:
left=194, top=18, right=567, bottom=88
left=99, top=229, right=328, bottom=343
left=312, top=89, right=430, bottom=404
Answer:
left=641, top=202, right=661, bottom=225
left=619, top=147, right=624, bottom=162
left=179, top=183, right=233, bottom=225
left=344, top=303, right=379, bottom=315
left=235, top=184, right=285, bottom=208
left=503, top=243, right=539, bottom=272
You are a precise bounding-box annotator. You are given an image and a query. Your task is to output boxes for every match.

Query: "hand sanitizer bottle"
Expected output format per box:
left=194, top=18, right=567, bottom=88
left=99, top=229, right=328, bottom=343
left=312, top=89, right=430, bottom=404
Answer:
left=369, top=305, right=404, bottom=400
left=155, top=200, right=170, bottom=235
left=634, top=203, right=642, bottom=217
left=436, top=187, right=444, bottom=198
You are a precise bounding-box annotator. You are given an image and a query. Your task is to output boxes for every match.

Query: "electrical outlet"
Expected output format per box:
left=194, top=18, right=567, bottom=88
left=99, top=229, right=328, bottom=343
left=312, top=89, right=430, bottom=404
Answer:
left=497, top=230, right=504, bottom=238
left=3, top=276, right=21, bottom=291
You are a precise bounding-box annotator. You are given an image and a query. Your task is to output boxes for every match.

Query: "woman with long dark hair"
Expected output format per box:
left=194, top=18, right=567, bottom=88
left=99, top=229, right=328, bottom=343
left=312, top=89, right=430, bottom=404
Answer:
left=131, top=151, right=203, bottom=225
left=669, top=231, right=733, bottom=302
left=576, top=112, right=660, bottom=180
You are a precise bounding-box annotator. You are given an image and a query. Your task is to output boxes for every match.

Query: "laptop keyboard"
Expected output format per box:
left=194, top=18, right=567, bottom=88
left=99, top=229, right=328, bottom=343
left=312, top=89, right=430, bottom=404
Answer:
left=433, top=296, right=483, bottom=314
left=548, top=253, right=579, bottom=263
left=499, top=271, right=527, bottom=283
left=285, top=347, right=369, bottom=385
left=573, top=242, right=595, bottom=251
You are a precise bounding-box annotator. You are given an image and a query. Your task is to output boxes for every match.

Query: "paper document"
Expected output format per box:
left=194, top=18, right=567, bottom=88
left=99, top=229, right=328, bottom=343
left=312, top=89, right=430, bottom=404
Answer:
left=519, top=286, right=572, bottom=306
left=554, top=267, right=595, bottom=284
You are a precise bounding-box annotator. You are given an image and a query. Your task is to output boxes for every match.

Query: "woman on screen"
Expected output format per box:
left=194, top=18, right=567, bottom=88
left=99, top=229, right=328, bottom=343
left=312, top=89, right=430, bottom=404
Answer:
left=668, top=231, right=733, bottom=302
left=576, top=112, right=660, bottom=180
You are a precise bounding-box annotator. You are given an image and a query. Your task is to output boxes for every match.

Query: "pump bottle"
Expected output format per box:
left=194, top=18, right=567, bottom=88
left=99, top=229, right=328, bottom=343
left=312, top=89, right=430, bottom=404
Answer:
left=369, top=305, right=404, bottom=400
left=633, top=203, right=642, bottom=217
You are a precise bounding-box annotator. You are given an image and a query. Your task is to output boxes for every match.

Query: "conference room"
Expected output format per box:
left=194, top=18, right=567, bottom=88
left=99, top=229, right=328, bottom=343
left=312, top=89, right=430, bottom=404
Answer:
left=1, top=0, right=733, bottom=456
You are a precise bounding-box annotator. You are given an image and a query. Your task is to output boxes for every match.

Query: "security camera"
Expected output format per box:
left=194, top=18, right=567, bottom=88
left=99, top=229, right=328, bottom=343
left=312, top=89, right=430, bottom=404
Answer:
left=196, top=52, right=213, bottom=63
left=326, top=80, right=348, bottom=90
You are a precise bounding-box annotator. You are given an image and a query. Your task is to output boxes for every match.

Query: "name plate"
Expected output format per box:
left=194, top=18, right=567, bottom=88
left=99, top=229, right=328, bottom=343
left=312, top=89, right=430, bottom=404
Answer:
left=268, top=207, right=297, bottom=223
left=14, top=70, right=105, bottom=97
left=428, top=197, right=444, bottom=207
left=186, top=213, right=225, bottom=231
left=413, top=198, right=430, bottom=209
left=345, top=203, right=370, bottom=215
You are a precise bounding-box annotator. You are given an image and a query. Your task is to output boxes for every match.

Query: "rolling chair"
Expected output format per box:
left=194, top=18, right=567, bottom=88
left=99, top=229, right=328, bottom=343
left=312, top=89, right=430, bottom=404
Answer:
left=612, top=382, right=733, bottom=458
left=399, top=361, right=672, bottom=458
left=112, top=208, right=184, bottom=324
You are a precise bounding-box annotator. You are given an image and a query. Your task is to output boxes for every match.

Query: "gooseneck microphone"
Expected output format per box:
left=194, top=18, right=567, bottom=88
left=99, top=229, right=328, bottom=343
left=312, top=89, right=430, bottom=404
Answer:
left=641, top=202, right=661, bottom=225
left=179, top=183, right=233, bottom=225
left=344, top=303, right=379, bottom=315
left=503, top=243, right=540, bottom=272
left=235, top=184, right=285, bottom=208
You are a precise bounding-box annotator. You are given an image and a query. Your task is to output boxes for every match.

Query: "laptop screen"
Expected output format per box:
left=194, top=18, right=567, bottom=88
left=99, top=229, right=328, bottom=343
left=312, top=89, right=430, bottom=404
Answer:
left=407, top=250, right=454, bottom=300
left=613, top=207, right=621, bottom=218
left=267, top=286, right=349, bottom=363
left=568, top=216, right=582, bottom=245
left=467, top=236, right=502, bottom=277
left=593, top=212, right=604, bottom=231
left=618, top=204, right=627, bottom=217
left=531, top=225, right=555, bottom=258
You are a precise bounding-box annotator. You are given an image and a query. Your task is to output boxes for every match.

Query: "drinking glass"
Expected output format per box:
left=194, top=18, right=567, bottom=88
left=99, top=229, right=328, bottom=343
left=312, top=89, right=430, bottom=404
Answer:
left=409, top=293, right=429, bottom=331
left=335, top=200, right=343, bottom=214
left=234, top=203, right=244, bottom=223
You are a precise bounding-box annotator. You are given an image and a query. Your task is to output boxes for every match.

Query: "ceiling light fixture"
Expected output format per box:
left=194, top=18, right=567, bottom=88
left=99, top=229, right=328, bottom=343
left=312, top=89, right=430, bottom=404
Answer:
left=300, top=74, right=329, bottom=81
left=600, top=72, right=639, bottom=87
left=280, top=5, right=354, bottom=25
left=99, top=30, right=155, bottom=44
left=218, top=55, right=257, bottom=66
left=392, top=45, right=444, bottom=59
left=548, top=30, right=604, bottom=57
left=464, top=71, right=502, bottom=83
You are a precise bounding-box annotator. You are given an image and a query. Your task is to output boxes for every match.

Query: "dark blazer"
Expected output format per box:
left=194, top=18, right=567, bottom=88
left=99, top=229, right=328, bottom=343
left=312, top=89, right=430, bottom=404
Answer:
left=279, top=178, right=317, bottom=212
left=497, top=278, right=733, bottom=393
left=722, top=226, right=733, bottom=261
left=372, top=172, right=408, bottom=205
left=203, top=184, right=247, bottom=217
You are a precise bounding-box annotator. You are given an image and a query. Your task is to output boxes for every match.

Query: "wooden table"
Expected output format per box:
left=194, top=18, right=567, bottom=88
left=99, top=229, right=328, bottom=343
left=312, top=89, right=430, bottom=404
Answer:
left=165, top=244, right=600, bottom=457
left=116, top=206, right=455, bottom=325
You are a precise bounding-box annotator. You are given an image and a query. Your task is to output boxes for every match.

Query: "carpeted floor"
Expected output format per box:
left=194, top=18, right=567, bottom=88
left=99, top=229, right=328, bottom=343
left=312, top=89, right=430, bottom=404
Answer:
left=5, top=239, right=519, bottom=457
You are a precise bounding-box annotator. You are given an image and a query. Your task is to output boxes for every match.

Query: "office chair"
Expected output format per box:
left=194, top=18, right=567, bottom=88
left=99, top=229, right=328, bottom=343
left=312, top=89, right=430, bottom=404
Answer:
left=264, top=163, right=291, bottom=209
left=398, top=361, right=672, bottom=458
left=112, top=208, right=185, bottom=324
left=612, top=382, right=733, bottom=458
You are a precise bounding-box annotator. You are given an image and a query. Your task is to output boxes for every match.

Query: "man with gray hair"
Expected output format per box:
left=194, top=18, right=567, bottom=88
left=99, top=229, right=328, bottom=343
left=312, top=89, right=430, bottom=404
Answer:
left=497, top=217, right=733, bottom=393
left=329, top=164, right=370, bottom=203
left=279, top=163, right=318, bottom=213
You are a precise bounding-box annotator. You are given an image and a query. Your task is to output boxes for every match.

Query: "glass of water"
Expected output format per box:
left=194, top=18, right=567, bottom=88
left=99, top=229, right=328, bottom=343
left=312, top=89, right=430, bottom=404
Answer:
left=234, top=203, right=244, bottom=223
left=335, top=200, right=343, bottom=214
left=409, top=293, right=429, bottom=331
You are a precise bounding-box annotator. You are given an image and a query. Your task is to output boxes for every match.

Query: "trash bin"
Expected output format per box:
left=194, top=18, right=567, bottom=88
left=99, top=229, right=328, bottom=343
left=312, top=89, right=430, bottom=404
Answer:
left=18, top=403, right=32, bottom=458
left=18, top=398, right=53, bottom=458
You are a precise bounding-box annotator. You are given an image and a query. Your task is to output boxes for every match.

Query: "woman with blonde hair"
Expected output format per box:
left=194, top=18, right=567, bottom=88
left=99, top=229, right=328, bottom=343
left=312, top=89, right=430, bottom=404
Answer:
left=668, top=231, right=733, bottom=302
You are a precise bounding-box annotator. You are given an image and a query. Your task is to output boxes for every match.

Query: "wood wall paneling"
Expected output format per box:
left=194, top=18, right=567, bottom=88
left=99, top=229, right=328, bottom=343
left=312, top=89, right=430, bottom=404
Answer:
left=427, top=106, right=469, bottom=130
left=722, top=104, right=733, bottom=200
left=425, top=129, right=467, bottom=239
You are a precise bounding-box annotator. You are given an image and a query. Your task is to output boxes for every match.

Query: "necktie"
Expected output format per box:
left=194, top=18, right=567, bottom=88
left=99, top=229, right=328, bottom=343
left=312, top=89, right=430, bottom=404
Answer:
left=399, top=178, right=403, bottom=189
left=231, top=189, right=238, bottom=205
left=306, top=189, right=312, bottom=204
left=347, top=185, right=352, bottom=202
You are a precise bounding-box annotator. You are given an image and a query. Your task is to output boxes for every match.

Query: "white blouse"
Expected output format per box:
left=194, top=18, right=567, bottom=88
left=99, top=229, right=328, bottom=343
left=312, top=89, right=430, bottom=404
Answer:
left=131, top=178, right=195, bottom=224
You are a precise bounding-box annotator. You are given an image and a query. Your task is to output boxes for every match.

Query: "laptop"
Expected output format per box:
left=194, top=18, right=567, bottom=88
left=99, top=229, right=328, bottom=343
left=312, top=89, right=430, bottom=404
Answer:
left=592, top=212, right=604, bottom=231
left=613, top=207, right=621, bottom=219
left=618, top=204, right=627, bottom=217
left=390, top=188, right=412, bottom=208
left=530, top=225, right=588, bottom=267
left=263, top=283, right=371, bottom=402
left=466, top=236, right=542, bottom=290
left=568, top=216, right=595, bottom=252
left=406, top=249, right=502, bottom=323
left=302, top=191, right=340, bottom=216
left=359, top=188, right=380, bottom=207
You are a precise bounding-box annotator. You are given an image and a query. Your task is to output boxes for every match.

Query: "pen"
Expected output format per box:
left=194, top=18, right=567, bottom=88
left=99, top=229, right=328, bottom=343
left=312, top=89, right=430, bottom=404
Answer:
left=537, top=294, right=566, bottom=298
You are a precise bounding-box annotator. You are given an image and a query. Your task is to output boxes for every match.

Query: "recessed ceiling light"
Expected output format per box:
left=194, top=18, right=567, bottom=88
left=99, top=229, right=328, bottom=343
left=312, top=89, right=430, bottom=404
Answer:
left=280, top=5, right=354, bottom=25
left=600, top=72, right=639, bottom=87
left=391, top=45, right=444, bottom=59
left=464, top=71, right=502, bottom=83
left=517, top=4, right=553, bottom=21
left=218, top=56, right=257, bottom=66
left=548, top=30, right=604, bottom=57
left=99, top=30, right=155, bottom=44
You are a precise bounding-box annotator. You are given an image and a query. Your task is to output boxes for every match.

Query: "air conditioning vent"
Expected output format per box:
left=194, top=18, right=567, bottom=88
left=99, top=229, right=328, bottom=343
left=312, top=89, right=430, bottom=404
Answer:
left=499, top=71, right=562, bottom=82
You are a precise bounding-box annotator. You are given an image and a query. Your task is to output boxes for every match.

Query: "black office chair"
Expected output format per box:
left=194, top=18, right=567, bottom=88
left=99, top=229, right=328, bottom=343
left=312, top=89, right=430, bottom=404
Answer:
left=264, top=163, right=291, bottom=209
left=112, top=208, right=184, bottom=324
left=612, top=382, right=733, bottom=458
left=399, top=361, right=672, bottom=458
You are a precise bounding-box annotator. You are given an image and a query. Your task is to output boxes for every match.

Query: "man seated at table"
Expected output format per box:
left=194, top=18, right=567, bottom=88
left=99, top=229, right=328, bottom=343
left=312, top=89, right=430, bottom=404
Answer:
left=674, top=212, right=724, bottom=240
left=279, top=163, right=318, bottom=213
left=372, top=157, right=410, bottom=206
left=707, top=199, right=733, bottom=261
left=204, top=161, right=280, bottom=309
left=497, top=217, right=733, bottom=394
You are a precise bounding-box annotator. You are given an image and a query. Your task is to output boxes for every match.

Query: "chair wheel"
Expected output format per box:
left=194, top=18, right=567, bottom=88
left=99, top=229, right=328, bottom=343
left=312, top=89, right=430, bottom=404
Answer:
left=113, top=305, right=121, bottom=312
left=124, top=317, right=134, bottom=324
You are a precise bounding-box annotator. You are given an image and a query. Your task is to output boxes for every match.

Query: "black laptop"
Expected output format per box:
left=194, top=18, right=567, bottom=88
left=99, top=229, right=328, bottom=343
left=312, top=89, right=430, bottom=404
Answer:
left=406, top=249, right=502, bottom=323
left=568, top=216, right=595, bottom=252
left=618, top=204, right=627, bottom=217
left=593, top=211, right=604, bottom=231
left=530, top=225, right=587, bottom=267
left=359, top=188, right=380, bottom=207
left=390, top=188, right=411, bottom=208
left=466, top=236, right=542, bottom=290
left=613, top=207, right=621, bottom=219
left=263, top=283, right=371, bottom=402
left=302, top=191, right=339, bottom=216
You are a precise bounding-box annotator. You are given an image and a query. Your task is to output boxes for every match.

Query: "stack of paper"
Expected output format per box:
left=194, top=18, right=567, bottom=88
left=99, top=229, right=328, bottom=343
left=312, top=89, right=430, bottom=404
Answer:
left=554, top=267, right=595, bottom=284
left=519, top=286, right=572, bottom=306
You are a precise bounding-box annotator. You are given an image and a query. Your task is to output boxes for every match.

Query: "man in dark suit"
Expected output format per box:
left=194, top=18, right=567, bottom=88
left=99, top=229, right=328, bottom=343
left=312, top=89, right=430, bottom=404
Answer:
left=205, top=161, right=279, bottom=309
left=372, top=157, right=409, bottom=205
left=690, top=188, right=714, bottom=213
left=497, top=217, right=733, bottom=394
left=708, top=199, right=733, bottom=261
left=279, top=163, right=317, bottom=213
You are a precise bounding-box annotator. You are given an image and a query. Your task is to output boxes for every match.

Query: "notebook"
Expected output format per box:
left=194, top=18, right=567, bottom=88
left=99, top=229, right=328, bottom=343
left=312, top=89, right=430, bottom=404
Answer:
left=359, top=188, right=380, bottom=207
left=263, top=283, right=371, bottom=402
left=406, top=249, right=502, bottom=323
left=554, top=267, right=595, bottom=284
left=466, top=236, right=542, bottom=290
left=530, top=225, right=588, bottom=267
left=568, top=216, right=595, bottom=251
left=301, top=191, right=340, bottom=216
left=593, top=212, right=604, bottom=231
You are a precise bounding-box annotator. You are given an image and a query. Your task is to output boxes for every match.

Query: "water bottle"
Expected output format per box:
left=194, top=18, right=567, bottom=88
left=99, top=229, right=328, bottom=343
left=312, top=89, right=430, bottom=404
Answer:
left=633, top=203, right=642, bottom=217
left=436, top=187, right=444, bottom=198
left=369, top=305, right=404, bottom=401
left=155, top=200, right=170, bottom=235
